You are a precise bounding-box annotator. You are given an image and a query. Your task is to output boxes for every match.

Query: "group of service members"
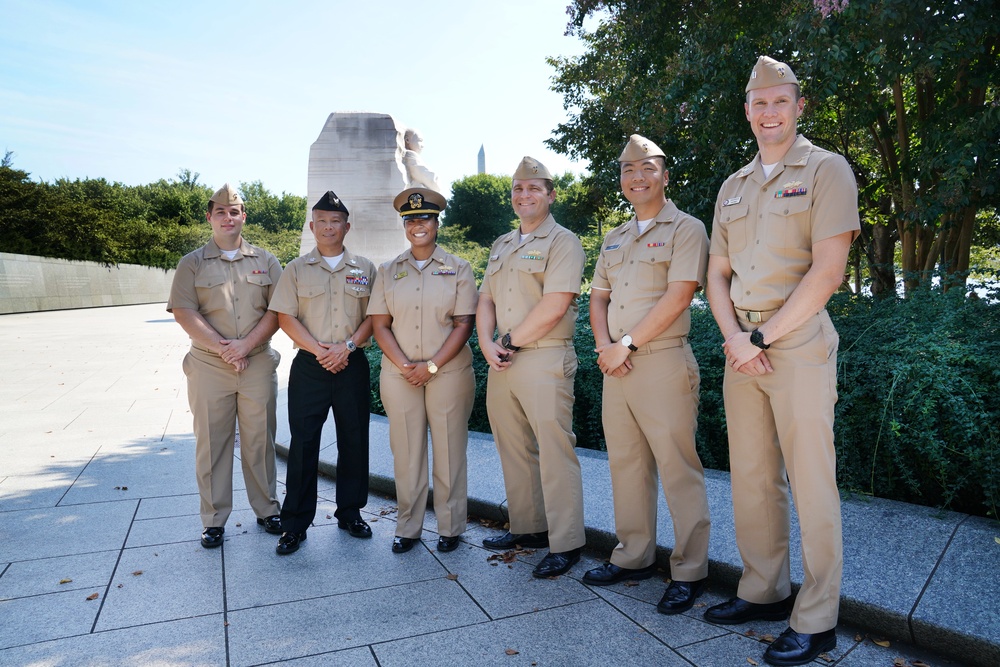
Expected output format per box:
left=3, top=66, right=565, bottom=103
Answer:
left=168, top=55, right=858, bottom=667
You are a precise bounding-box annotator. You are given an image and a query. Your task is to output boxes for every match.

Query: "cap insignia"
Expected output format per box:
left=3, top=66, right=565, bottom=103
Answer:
left=777, top=66, right=786, bottom=78
left=642, top=142, right=649, bottom=153
left=408, top=193, right=423, bottom=210
left=531, top=166, right=538, bottom=174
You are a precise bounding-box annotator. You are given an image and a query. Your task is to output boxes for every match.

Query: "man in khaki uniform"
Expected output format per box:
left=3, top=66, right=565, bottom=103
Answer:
left=369, top=187, right=478, bottom=554
left=268, top=191, right=377, bottom=555
left=704, top=56, right=859, bottom=666
left=168, top=183, right=283, bottom=549
left=583, top=134, right=711, bottom=614
left=477, top=156, right=587, bottom=579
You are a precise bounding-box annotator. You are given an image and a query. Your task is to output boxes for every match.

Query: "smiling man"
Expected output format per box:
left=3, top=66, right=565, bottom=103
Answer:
left=703, top=56, right=860, bottom=666
left=167, top=183, right=284, bottom=549
left=583, top=135, right=711, bottom=614
left=267, top=191, right=377, bottom=555
left=476, top=156, right=587, bottom=579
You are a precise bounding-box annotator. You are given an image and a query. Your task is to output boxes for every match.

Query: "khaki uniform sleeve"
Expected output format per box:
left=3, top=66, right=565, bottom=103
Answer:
left=367, top=263, right=390, bottom=316
left=166, top=253, right=199, bottom=312
left=542, top=231, right=585, bottom=295
left=709, top=183, right=733, bottom=257
left=590, top=228, right=618, bottom=291
left=810, top=154, right=861, bottom=243
left=268, top=261, right=299, bottom=317
left=668, top=217, right=710, bottom=287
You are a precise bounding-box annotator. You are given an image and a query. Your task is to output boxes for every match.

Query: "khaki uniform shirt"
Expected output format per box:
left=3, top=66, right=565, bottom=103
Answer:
left=592, top=201, right=708, bottom=342
left=167, top=238, right=281, bottom=350
left=367, top=246, right=478, bottom=371
left=480, top=214, right=585, bottom=342
left=268, top=247, right=376, bottom=346
left=709, top=135, right=860, bottom=311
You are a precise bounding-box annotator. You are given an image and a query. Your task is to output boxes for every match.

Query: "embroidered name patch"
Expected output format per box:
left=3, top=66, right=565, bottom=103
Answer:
left=489, top=254, right=499, bottom=261
left=393, top=270, right=408, bottom=280
left=432, top=265, right=456, bottom=275
left=520, top=251, right=544, bottom=260
left=647, top=242, right=665, bottom=248
left=723, top=196, right=742, bottom=206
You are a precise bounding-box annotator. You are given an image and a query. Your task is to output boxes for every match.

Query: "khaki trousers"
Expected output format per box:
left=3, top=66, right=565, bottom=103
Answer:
left=486, top=345, right=585, bottom=552
left=603, top=343, right=710, bottom=580
left=724, top=310, right=843, bottom=633
left=381, top=347, right=475, bottom=539
left=183, top=345, right=281, bottom=527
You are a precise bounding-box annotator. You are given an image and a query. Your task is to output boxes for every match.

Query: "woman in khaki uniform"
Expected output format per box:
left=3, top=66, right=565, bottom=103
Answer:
left=369, top=187, right=478, bottom=554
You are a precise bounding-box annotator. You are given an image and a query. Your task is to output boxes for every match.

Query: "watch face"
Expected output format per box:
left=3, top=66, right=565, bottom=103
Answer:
left=621, top=335, right=632, bottom=347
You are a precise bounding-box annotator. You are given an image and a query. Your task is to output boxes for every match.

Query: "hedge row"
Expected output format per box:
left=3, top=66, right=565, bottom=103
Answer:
left=366, top=288, right=999, bottom=518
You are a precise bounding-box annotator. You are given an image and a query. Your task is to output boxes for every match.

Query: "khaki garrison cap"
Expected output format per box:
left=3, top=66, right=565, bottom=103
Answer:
left=746, top=55, right=799, bottom=92
left=619, top=134, right=666, bottom=162
left=209, top=183, right=243, bottom=206
left=393, top=187, right=447, bottom=216
left=512, top=156, right=553, bottom=181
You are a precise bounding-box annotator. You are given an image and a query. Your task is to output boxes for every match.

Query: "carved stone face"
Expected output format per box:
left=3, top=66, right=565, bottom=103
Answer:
left=405, top=130, right=424, bottom=153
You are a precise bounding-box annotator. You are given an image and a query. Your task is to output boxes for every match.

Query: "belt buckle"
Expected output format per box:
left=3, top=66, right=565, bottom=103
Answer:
left=745, top=310, right=763, bottom=323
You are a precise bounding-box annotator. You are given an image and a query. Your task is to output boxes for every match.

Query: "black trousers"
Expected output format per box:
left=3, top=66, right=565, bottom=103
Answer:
left=281, top=348, right=370, bottom=534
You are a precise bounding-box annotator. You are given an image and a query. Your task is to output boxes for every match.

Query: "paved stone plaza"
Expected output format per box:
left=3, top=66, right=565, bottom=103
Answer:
left=0, top=304, right=995, bottom=666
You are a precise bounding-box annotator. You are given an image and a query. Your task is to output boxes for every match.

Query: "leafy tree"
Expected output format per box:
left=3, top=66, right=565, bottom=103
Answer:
left=549, top=0, right=1000, bottom=295
left=441, top=174, right=515, bottom=246
left=239, top=180, right=307, bottom=233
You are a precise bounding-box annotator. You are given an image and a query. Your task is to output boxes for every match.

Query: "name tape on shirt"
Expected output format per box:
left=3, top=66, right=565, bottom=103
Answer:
left=605, top=244, right=621, bottom=251
left=393, top=270, right=408, bottom=280
left=723, top=196, right=742, bottom=206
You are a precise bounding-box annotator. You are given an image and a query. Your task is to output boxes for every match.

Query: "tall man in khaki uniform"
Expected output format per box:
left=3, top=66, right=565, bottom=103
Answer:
left=477, top=156, right=587, bottom=579
left=168, top=183, right=283, bottom=549
left=268, top=191, right=377, bottom=555
left=583, top=135, right=712, bottom=615
left=704, top=56, right=859, bottom=666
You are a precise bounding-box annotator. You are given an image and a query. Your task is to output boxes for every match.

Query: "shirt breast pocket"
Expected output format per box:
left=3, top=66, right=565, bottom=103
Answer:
left=194, top=275, right=228, bottom=313
left=246, top=273, right=272, bottom=310
left=638, top=245, right=672, bottom=289
left=720, top=204, right=750, bottom=253
left=767, top=196, right=812, bottom=252
left=345, top=286, right=370, bottom=319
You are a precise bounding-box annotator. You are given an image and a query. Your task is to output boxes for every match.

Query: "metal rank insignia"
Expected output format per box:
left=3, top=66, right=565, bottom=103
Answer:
left=432, top=265, right=456, bottom=276
left=520, top=250, right=543, bottom=260
left=393, top=270, right=408, bottom=280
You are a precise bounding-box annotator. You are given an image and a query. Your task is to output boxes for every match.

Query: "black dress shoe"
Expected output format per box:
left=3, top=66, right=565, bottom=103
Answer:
left=763, top=627, right=836, bottom=666
left=704, top=596, right=792, bottom=625
left=532, top=548, right=582, bottom=578
left=656, top=578, right=707, bottom=615
left=392, top=536, right=417, bottom=553
left=200, top=527, right=224, bottom=549
left=256, top=515, right=282, bottom=535
left=436, top=536, right=461, bottom=552
left=583, top=562, right=656, bottom=586
left=338, top=518, right=372, bottom=538
left=482, top=531, right=548, bottom=550
left=276, top=531, right=306, bottom=555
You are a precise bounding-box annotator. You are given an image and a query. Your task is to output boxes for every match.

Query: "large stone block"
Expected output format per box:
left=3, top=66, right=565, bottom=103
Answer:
left=302, top=112, right=410, bottom=267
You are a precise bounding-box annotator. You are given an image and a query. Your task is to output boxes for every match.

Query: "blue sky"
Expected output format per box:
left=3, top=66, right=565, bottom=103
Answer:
left=0, top=0, right=595, bottom=196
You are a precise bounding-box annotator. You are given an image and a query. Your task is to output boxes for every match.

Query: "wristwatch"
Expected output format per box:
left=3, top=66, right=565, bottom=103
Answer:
left=750, top=330, right=770, bottom=350
left=620, top=334, right=638, bottom=351
left=501, top=332, right=520, bottom=352
left=345, top=339, right=357, bottom=352
left=426, top=360, right=438, bottom=374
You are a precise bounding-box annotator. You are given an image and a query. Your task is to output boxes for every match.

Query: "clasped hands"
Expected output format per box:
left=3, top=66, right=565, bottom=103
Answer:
left=722, top=331, right=773, bottom=376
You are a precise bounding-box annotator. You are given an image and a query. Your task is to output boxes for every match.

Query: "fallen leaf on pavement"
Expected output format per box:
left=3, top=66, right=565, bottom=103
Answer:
left=761, top=634, right=775, bottom=643
left=59, top=579, right=72, bottom=584
left=872, top=638, right=890, bottom=648
left=132, top=571, right=143, bottom=576
left=854, top=634, right=863, bottom=642
left=912, top=660, right=930, bottom=667
left=446, top=573, right=458, bottom=581
left=235, top=523, right=241, bottom=527
left=86, top=593, right=99, bottom=601
left=326, top=515, right=332, bottom=519
left=505, top=648, right=519, bottom=656
left=819, top=652, right=833, bottom=662
left=892, top=659, right=905, bottom=666
left=745, top=630, right=757, bottom=637
left=747, top=658, right=758, bottom=665
left=624, top=580, right=640, bottom=587
left=994, top=536, right=1000, bottom=545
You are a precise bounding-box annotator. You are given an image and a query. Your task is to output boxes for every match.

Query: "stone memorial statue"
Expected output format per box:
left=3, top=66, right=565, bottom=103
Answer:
left=402, top=128, right=443, bottom=193
left=303, top=113, right=441, bottom=267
